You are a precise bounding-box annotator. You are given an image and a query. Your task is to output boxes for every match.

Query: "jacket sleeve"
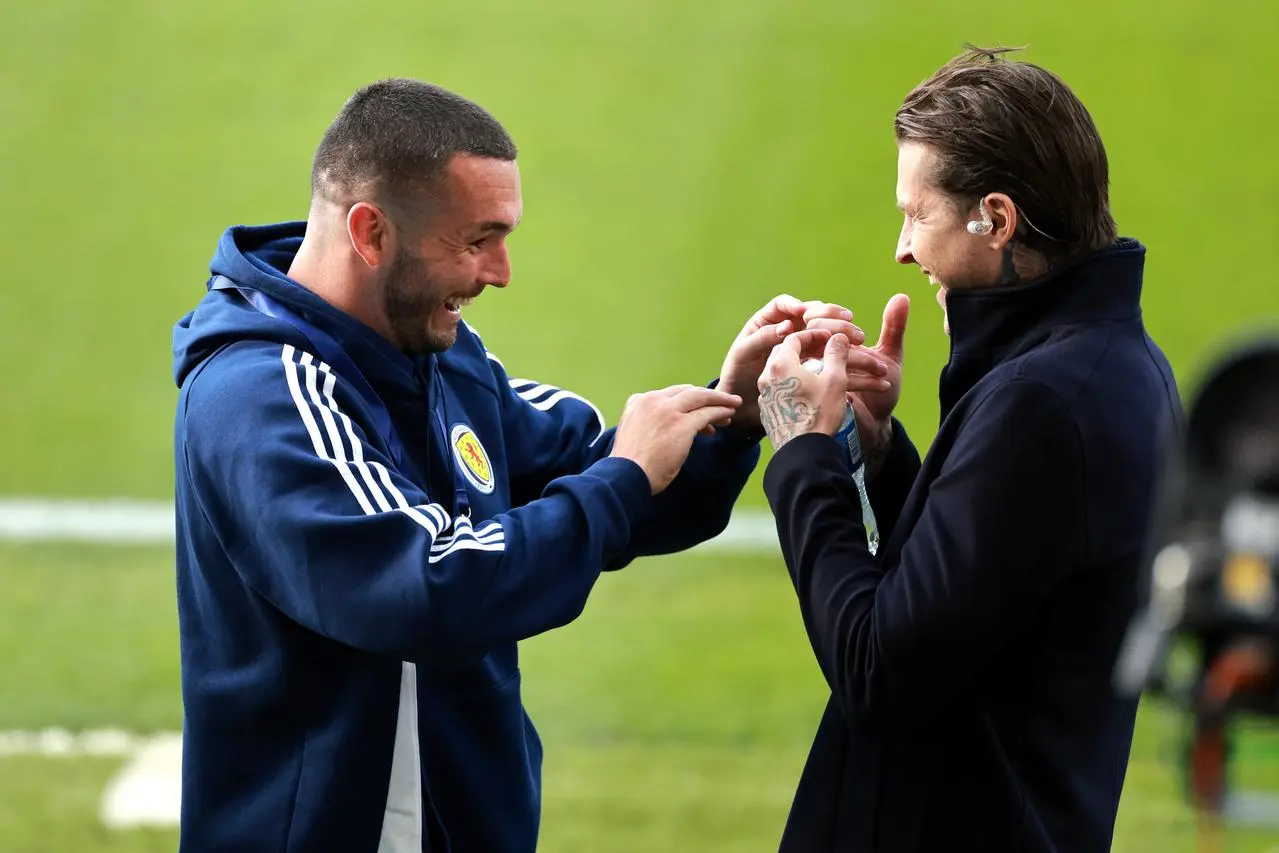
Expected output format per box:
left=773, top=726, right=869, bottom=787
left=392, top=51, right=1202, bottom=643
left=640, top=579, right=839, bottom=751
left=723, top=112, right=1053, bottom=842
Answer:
left=761, top=380, right=1086, bottom=723
left=483, top=344, right=761, bottom=566
left=182, top=342, right=654, bottom=668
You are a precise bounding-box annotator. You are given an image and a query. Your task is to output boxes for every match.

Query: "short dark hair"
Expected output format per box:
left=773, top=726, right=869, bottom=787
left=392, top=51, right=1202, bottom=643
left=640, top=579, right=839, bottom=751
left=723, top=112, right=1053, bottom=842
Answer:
left=311, top=78, right=517, bottom=224
left=894, top=45, right=1118, bottom=260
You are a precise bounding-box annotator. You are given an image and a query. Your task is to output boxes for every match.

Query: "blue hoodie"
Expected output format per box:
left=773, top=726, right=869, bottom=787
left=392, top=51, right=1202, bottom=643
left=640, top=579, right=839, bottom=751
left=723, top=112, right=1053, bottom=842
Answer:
left=171, top=222, right=761, bottom=853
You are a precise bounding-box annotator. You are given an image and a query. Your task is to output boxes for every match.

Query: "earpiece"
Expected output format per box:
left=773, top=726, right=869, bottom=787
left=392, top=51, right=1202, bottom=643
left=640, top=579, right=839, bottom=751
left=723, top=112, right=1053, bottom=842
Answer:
left=967, top=200, right=994, bottom=235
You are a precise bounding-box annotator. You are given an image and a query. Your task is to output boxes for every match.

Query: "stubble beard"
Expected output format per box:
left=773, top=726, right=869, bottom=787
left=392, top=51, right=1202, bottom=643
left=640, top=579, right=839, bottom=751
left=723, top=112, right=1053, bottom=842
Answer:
left=383, top=247, right=456, bottom=355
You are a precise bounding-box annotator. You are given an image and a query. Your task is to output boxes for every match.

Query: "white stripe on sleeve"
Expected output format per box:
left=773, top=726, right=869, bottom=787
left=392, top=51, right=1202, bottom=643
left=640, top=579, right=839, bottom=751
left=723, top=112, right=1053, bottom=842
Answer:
left=507, top=377, right=607, bottom=445
left=279, top=346, right=505, bottom=560
left=283, top=346, right=376, bottom=516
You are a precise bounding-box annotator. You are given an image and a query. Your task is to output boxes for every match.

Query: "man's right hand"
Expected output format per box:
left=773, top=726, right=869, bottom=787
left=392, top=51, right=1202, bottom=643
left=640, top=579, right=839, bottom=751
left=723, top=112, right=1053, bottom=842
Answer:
left=842, top=294, right=909, bottom=478
left=609, top=385, right=743, bottom=494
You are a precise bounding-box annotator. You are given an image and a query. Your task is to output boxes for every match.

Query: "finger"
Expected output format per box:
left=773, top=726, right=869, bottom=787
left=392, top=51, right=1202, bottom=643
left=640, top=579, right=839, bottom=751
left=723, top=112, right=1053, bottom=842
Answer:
left=783, top=328, right=834, bottom=354
left=846, top=374, right=894, bottom=393
left=804, top=317, right=867, bottom=347
left=762, top=331, right=805, bottom=378
left=821, top=333, right=851, bottom=383
left=748, top=294, right=806, bottom=330
left=733, top=318, right=795, bottom=362
left=877, top=293, right=910, bottom=362
left=673, top=387, right=743, bottom=412
left=800, top=302, right=854, bottom=324
left=656, top=383, right=701, bottom=397
left=843, top=348, right=889, bottom=377
left=689, top=405, right=741, bottom=433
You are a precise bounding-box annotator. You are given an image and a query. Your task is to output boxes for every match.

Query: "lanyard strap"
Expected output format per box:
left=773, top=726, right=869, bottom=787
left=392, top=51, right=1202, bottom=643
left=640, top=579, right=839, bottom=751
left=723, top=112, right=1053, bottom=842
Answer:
left=211, top=276, right=471, bottom=517
left=834, top=403, right=879, bottom=556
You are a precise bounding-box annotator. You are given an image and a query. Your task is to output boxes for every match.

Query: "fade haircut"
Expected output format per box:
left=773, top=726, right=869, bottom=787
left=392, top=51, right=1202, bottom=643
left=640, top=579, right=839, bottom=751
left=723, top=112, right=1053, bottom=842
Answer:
left=894, top=45, right=1118, bottom=261
left=311, top=78, right=517, bottom=227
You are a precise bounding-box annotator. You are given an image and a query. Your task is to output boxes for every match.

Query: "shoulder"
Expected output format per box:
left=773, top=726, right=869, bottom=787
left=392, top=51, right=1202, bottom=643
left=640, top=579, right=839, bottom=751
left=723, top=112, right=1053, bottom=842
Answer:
left=1004, top=320, right=1176, bottom=433
left=184, top=340, right=307, bottom=412
left=964, top=376, right=1081, bottom=450
left=181, top=339, right=366, bottom=455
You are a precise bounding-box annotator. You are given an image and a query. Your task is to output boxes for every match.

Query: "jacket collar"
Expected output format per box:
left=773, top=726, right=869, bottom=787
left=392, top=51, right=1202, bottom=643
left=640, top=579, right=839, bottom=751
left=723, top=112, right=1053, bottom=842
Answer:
left=938, top=237, right=1147, bottom=415
left=219, top=222, right=437, bottom=400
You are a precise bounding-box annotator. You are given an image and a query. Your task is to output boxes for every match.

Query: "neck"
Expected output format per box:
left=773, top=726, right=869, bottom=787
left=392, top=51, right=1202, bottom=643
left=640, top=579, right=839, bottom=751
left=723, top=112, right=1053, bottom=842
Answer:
left=286, top=214, right=397, bottom=346
left=998, top=238, right=1051, bottom=287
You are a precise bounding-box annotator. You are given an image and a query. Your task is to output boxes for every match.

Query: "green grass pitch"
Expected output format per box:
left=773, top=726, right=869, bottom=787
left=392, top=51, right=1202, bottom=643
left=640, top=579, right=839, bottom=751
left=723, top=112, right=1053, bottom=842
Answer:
left=1, top=0, right=1277, bottom=850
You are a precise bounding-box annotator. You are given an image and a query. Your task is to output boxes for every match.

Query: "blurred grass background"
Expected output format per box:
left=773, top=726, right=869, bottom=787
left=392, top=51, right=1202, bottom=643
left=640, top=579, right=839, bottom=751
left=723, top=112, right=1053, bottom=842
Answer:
left=2, top=0, right=1277, bottom=849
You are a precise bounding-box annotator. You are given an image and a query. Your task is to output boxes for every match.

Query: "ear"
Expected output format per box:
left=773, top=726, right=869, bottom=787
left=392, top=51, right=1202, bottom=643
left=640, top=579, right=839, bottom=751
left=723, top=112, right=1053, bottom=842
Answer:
left=981, top=192, right=1019, bottom=250
left=347, top=202, right=394, bottom=269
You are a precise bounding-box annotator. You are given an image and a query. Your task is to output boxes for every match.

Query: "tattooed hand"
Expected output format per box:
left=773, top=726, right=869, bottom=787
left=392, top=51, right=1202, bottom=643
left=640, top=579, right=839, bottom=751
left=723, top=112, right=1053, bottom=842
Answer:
left=717, top=295, right=865, bottom=434
left=758, top=376, right=815, bottom=449
left=757, top=329, right=851, bottom=452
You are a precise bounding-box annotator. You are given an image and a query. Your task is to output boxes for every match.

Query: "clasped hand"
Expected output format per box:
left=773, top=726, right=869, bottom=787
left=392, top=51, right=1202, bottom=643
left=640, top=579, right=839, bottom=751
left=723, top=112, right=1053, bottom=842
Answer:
left=749, top=294, right=911, bottom=454
left=607, top=293, right=907, bottom=494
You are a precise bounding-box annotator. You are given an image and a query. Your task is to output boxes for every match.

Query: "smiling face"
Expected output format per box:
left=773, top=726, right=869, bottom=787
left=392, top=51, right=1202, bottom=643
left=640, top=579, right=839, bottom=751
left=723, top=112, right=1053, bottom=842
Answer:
left=382, top=153, right=523, bottom=354
left=894, top=142, right=1002, bottom=335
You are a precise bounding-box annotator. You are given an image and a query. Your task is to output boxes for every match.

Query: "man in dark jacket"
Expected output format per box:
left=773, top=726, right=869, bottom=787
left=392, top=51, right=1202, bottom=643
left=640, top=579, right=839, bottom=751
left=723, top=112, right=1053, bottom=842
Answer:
left=755, top=46, right=1183, bottom=852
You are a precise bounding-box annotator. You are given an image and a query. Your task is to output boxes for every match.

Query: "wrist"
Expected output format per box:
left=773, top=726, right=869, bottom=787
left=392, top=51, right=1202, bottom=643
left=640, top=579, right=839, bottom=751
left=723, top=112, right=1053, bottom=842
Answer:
left=721, top=418, right=766, bottom=444
left=863, top=418, right=895, bottom=481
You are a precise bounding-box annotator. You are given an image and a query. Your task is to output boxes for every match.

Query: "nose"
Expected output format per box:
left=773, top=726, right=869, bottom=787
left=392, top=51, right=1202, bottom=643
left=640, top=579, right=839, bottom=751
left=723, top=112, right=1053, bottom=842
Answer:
left=895, top=218, right=915, bottom=266
left=480, top=242, right=511, bottom=288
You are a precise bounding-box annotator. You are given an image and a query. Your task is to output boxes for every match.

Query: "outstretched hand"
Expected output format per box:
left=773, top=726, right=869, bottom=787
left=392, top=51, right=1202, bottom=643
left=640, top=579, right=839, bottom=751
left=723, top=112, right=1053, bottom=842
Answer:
left=847, top=294, right=910, bottom=473
left=610, top=385, right=743, bottom=494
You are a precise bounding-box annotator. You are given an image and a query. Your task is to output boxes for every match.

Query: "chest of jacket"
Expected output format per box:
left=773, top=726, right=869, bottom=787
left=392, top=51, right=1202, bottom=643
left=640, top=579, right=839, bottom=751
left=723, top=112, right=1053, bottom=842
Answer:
left=380, top=364, right=513, bottom=525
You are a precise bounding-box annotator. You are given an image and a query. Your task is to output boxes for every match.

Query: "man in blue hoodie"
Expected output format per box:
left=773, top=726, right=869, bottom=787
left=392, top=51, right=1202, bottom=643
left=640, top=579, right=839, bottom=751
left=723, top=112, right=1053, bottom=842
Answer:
left=755, top=47, right=1183, bottom=851
left=171, top=78, right=887, bottom=852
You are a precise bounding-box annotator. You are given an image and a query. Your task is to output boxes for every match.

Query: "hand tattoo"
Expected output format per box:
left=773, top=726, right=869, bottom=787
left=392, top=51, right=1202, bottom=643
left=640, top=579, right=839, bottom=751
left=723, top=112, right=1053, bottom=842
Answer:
left=759, top=377, right=819, bottom=451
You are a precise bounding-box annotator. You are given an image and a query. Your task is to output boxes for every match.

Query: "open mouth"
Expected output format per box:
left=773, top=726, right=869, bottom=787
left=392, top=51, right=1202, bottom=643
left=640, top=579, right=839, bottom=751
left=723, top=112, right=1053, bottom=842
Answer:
left=444, top=296, right=476, bottom=315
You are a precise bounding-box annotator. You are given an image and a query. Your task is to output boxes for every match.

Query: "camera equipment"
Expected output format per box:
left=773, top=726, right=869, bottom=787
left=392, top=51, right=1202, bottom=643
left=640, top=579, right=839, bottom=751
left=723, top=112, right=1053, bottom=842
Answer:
left=1116, top=330, right=1279, bottom=849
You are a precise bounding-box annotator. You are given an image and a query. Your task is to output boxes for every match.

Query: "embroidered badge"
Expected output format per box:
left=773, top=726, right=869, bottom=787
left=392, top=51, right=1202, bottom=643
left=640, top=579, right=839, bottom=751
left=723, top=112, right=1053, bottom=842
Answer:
left=450, top=424, right=495, bottom=494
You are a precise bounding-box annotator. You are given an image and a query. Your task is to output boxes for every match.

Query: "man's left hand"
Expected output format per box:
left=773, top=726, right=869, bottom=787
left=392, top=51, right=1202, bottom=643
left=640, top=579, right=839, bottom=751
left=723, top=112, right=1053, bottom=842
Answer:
left=718, top=295, right=866, bottom=433
left=757, top=330, right=851, bottom=452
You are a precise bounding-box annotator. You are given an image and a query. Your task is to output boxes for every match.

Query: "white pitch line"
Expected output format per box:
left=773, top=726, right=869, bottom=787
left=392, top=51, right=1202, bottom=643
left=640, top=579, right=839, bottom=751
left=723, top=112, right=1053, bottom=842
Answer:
left=0, top=499, right=175, bottom=544
left=0, top=498, right=781, bottom=552
left=0, top=728, right=183, bottom=828
left=0, top=727, right=165, bottom=758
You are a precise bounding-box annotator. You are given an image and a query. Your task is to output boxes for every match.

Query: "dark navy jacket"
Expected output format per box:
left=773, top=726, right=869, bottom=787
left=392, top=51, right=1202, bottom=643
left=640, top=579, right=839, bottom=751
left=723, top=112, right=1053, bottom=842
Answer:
left=171, top=222, right=760, bottom=853
left=763, top=238, right=1181, bottom=851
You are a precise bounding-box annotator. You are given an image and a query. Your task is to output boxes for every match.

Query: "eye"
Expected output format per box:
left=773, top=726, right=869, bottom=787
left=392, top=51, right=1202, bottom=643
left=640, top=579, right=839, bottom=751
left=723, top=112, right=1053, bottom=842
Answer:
left=467, top=237, right=488, bottom=252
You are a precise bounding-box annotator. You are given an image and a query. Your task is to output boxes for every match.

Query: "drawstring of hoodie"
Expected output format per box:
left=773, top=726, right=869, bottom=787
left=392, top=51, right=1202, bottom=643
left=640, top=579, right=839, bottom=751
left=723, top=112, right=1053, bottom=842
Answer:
left=429, top=361, right=472, bottom=520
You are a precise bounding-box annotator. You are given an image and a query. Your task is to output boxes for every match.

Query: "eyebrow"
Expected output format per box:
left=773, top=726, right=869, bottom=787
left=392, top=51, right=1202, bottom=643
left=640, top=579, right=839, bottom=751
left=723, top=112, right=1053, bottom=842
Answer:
left=476, top=220, right=517, bottom=235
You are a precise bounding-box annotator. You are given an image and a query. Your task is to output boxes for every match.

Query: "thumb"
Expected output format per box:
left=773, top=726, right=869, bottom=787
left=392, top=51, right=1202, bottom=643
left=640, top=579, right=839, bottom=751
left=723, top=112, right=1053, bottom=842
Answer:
left=877, top=293, right=910, bottom=362
left=735, top=319, right=795, bottom=362
left=822, top=332, right=850, bottom=380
